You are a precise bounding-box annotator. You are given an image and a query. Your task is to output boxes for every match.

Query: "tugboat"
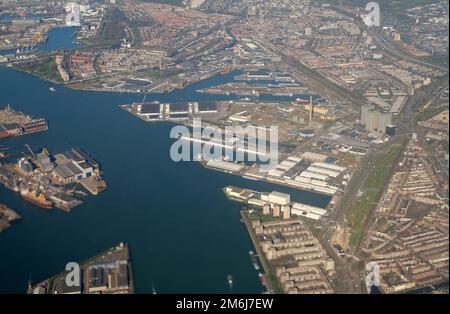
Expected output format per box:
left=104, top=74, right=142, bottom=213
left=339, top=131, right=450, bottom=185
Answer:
left=227, top=274, right=233, bottom=291
left=20, top=188, right=53, bottom=209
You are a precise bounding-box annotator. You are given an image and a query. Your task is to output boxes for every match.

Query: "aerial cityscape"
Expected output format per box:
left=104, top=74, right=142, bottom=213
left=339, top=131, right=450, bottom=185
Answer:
left=0, top=0, right=448, bottom=297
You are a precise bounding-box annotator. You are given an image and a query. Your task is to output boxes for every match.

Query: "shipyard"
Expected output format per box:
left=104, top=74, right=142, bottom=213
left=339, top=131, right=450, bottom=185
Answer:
left=0, top=146, right=106, bottom=211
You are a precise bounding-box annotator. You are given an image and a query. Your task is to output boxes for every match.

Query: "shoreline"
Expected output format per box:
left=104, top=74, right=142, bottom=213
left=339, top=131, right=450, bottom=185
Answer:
left=240, top=210, right=283, bottom=294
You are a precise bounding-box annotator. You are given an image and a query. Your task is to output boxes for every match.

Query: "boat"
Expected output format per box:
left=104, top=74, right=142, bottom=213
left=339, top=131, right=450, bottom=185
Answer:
left=249, top=250, right=260, bottom=270
left=295, top=98, right=309, bottom=104
left=227, top=274, right=233, bottom=289
left=49, top=87, right=56, bottom=92
left=20, top=189, right=53, bottom=209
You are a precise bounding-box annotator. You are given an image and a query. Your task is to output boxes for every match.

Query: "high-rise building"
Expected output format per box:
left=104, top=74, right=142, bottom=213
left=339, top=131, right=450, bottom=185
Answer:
left=263, top=204, right=271, bottom=215
left=360, top=104, right=392, bottom=134
left=378, top=111, right=392, bottom=135
left=305, top=27, right=312, bottom=36
left=282, top=205, right=291, bottom=220
left=386, top=125, right=396, bottom=136
left=273, top=205, right=280, bottom=218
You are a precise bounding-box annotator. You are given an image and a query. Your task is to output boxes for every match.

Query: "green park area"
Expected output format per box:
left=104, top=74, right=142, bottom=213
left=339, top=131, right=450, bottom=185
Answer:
left=346, top=138, right=407, bottom=251
left=16, top=56, right=62, bottom=83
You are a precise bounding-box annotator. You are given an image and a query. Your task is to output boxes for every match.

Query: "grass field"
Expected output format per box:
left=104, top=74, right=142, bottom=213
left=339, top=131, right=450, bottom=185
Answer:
left=346, top=139, right=407, bottom=251
left=90, top=6, right=128, bottom=48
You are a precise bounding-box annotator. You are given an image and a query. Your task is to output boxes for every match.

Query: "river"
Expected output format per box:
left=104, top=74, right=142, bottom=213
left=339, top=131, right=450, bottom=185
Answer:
left=0, top=25, right=331, bottom=293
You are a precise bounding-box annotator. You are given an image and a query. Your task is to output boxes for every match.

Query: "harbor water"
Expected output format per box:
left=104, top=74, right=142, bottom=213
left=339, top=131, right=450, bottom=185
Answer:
left=0, top=65, right=330, bottom=294
left=0, top=26, right=82, bottom=56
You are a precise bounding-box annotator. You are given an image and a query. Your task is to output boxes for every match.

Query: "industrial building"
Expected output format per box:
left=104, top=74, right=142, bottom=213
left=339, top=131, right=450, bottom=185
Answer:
left=36, top=152, right=54, bottom=173
left=206, top=159, right=244, bottom=173
left=224, top=186, right=328, bottom=221
left=53, top=148, right=97, bottom=184
left=268, top=191, right=291, bottom=205
left=134, top=101, right=219, bottom=121
left=18, top=158, right=33, bottom=174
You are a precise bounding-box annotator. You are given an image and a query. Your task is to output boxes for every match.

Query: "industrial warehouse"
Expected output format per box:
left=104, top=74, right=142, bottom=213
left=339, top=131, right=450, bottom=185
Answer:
left=206, top=151, right=348, bottom=197
left=0, top=105, right=48, bottom=138
left=121, top=100, right=227, bottom=122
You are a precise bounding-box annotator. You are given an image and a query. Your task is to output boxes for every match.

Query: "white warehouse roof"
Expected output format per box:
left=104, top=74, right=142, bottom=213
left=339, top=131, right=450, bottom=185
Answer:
left=300, top=171, right=329, bottom=181
left=312, top=162, right=346, bottom=172
left=207, top=159, right=244, bottom=172
left=307, top=166, right=341, bottom=178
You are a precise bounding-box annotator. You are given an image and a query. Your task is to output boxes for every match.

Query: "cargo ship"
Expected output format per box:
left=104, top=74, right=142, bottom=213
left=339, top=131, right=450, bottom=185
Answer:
left=20, top=188, right=53, bottom=209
